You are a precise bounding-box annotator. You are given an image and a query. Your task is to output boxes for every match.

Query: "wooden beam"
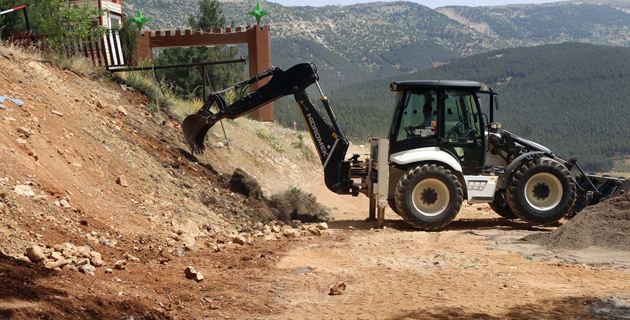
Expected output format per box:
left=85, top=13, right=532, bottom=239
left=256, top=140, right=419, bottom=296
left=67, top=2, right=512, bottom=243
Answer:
left=149, top=28, right=249, bottom=48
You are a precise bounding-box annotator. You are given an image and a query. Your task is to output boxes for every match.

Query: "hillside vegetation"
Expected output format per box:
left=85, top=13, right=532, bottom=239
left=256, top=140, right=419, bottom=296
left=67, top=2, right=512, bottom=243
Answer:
left=437, top=2, right=630, bottom=47
left=317, top=43, right=630, bottom=171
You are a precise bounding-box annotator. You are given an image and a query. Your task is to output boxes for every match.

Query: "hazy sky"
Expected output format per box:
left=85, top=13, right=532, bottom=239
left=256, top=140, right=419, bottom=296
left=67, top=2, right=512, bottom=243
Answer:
left=269, top=0, right=564, bottom=8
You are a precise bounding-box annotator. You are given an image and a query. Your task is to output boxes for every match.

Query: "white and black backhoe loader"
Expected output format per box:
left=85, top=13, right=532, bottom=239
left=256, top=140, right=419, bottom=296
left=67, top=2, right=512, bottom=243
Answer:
left=182, top=63, right=629, bottom=231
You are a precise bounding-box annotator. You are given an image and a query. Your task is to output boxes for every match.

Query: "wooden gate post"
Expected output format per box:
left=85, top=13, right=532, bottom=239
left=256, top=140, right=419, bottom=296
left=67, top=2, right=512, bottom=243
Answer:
left=246, top=25, right=273, bottom=122
left=136, top=32, right=152, bottom=63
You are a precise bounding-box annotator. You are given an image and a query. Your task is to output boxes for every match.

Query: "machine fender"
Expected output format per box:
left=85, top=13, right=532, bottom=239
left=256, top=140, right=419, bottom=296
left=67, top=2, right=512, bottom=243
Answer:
left=503, top=151, right=546, bottom=187
left=390, top=147, right=463, bottom=173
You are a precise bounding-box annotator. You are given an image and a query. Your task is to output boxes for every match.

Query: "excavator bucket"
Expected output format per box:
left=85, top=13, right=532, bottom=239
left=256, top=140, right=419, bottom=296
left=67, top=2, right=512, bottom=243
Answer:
left=182, top=65, right=318, bottom=155
left=182, top=112, right=217, bottom=154
left=182, top=66, right=282, bottom=154
left=182, top=94, right=229, bottom=154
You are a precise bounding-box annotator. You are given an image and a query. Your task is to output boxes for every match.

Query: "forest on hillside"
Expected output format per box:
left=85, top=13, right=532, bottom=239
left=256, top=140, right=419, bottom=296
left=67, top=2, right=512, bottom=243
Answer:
left=274, top=43, right=630, bottom=172
left=444, top=3, right=630, bottom=46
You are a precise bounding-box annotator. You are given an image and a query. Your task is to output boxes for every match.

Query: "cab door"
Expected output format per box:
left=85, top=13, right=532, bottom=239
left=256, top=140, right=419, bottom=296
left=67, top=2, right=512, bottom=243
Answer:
left=440, top=89, right=485, bottom=174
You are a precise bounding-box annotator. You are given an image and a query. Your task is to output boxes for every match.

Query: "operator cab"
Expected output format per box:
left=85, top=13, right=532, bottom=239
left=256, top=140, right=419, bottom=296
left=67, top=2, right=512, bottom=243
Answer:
left=389, top=80, right=486, bottom=174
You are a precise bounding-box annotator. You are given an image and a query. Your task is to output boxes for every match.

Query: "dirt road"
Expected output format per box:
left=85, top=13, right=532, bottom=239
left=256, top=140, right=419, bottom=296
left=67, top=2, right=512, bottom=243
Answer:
left=258, top=183, right=630, bottom=319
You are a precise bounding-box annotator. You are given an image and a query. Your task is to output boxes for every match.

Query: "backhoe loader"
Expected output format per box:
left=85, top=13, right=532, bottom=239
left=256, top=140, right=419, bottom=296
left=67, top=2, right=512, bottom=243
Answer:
left=182, top=63, right=629, bottom=231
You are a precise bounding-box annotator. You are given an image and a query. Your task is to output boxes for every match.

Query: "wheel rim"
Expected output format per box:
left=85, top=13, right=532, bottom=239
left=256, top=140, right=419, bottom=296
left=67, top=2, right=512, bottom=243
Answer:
left=412, top=178, right=450, bottom=217
left=524, top=172, right=563, bottom=211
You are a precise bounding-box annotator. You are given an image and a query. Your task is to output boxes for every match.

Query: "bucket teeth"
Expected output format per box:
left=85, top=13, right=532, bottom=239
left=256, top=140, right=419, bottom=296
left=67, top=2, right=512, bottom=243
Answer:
left=182, top=113, right=215, bottom=154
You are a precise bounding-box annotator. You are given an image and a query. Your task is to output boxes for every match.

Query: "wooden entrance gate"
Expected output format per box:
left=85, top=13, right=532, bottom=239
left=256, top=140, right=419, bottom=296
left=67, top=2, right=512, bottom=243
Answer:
left=136, top=25, right=273, bottom=122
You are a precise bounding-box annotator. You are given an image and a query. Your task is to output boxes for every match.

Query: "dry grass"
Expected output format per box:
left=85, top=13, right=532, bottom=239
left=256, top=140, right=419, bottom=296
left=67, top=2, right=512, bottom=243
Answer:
left=113, top=70, right=205, bottom=118
left=52, top=55, right=101, bottom=76
left=170, top=96, right=203, bottom=117
left=0, top=40, right=31, bottom=61
left=0, top=40, right=105, bottom=79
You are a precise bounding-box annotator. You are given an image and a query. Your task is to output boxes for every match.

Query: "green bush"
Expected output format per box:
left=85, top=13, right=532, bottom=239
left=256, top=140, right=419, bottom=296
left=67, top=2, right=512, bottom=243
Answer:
left=39, top=0, right=109, bottom=55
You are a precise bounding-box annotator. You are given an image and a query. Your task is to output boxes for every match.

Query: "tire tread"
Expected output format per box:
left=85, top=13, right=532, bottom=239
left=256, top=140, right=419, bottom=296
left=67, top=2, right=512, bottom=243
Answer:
left=395, top=164, right=463, bottom=231
left=506, top=157, right=576, bottom=224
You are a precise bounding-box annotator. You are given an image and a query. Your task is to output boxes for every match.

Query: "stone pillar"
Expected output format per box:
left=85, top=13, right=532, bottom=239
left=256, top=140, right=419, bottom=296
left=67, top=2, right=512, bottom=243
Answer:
left=246, top=25, right=273, bottom=122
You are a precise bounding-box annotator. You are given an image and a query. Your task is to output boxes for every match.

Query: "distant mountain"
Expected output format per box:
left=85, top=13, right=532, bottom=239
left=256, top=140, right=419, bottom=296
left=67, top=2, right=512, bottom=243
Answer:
left=123, top=0, right=630, bottom=87
left=436, top=1, right=630, bottom=47
left=124, top=0, right=475, bottom=86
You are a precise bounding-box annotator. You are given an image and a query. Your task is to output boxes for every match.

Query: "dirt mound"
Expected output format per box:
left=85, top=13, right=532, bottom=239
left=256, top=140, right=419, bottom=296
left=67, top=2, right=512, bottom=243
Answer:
left=227, top=169, right=333, bottom=224
left=522, top=193, right=630, bottom=251
left=229, top=168, right=264, bottom=200
left=270, top=187, right=331, bottom=223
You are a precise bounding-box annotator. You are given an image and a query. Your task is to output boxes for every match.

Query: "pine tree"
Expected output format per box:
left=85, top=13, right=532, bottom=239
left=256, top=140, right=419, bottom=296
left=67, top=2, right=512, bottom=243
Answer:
left=188, top=0, right=224, bottom=30
left=154, top=0, right=243, bottom=98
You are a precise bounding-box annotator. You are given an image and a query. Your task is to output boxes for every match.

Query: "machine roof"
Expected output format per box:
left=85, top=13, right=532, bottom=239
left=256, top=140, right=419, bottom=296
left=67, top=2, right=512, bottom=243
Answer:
left=390, top=80, right=482, bottom=91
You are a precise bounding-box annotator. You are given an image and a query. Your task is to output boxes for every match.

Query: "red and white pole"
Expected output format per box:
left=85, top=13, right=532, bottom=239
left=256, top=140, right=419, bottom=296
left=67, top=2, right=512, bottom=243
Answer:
left=0, top=5, right=26, bottom=16
left=0, top=5, right=33, bottom=41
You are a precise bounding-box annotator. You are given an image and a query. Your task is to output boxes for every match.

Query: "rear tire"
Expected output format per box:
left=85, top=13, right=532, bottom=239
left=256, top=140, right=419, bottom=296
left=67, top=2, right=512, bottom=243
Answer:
left=388, top=198, right=399, bottom=214
left=395, top=164, right=463, bottom=231
left=489, top=192, right=518, bottom=219
left=506, top=157, right=576, bottom=224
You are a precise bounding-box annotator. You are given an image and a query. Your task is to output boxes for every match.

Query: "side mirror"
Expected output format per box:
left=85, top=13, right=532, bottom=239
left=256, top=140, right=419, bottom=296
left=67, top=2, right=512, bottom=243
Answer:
left=447, top=108, right=453, bottom=115
left=494, top=95, right=499, bottom=110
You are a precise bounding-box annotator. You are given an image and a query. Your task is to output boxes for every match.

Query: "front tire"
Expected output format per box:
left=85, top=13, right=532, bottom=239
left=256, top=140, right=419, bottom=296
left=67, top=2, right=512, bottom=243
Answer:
left=395, top=164, right=463, bottom=231
left=506, top=157, right=576, bottom=224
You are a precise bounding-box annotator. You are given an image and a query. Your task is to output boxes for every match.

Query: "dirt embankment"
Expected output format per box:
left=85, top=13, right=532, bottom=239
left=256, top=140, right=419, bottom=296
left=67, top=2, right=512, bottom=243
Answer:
left=0, top=44, right=329, bottom=319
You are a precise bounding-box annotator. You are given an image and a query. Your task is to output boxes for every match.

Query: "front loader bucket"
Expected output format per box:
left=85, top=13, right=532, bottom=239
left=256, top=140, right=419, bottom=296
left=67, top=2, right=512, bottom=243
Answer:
left=182, top=113, right=217, bottom=154
left=572, top=174, right=629, bottom=213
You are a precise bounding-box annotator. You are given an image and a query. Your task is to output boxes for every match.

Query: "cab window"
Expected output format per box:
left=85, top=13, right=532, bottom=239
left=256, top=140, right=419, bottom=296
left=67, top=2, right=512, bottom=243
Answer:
left=393, top=90, right=437, bottom=143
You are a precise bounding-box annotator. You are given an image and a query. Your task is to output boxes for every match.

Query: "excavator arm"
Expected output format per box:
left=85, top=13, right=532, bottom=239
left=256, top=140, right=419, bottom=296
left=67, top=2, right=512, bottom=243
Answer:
left=182, top=63, right=354, bottom=194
